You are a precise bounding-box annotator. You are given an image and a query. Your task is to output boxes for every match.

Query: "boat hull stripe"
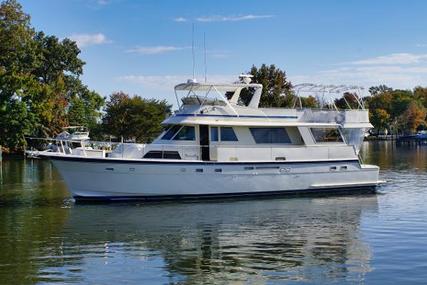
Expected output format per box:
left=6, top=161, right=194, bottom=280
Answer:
left=175, top=114, right=298, bottom=119
left=73, top=186, right=377, bottom=202
left=44, top=155, right=359, bottom=165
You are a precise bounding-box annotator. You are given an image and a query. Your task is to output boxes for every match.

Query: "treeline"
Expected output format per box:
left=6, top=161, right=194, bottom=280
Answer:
left=2, top=0, right=426, bottom=153
left=0, top=0, right=170, bottom=152
left=366, top=86, right=427, bottom=135
left=246, top=64, right=427, bottom=135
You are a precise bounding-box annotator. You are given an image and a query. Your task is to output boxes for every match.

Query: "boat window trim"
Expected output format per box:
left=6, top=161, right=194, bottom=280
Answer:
left=210, top=126, right=219, bottom=142
left=220, top=127, right=238, bottom=142
left=310, top=127, right=344, bottom=143
left=172, top=125, right=196, bottom=141
left=249, top=127, right=292, bottom=144
left=162, top=125, right=183, bottom=140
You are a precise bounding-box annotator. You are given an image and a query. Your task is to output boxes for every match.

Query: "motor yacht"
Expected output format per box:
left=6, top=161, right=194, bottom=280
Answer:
left=41, top=75, right=381, bottom=201
left=26, top=126, right=106, bottom=158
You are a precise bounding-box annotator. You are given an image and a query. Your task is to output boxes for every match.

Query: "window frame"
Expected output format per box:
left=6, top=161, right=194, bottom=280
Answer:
left=161, top=125, right=182, bottom=140
left=172, top=125, right=196, bottom=141
left=220, top=127, right=238, bottom=142
left=143, top=150, right=181, bottom=160
left=210, top=126, right=219, bottom=142
left=249, top=127, right=292, bottom=144
left=310, top=127, right=344, bottom=144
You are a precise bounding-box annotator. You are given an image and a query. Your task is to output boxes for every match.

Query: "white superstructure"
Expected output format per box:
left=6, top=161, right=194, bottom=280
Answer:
left=42, top=76, right=381, bottom=201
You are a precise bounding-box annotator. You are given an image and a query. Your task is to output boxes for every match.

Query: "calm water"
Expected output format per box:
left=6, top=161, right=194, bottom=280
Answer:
left=0, top=141, right=427, bottom=284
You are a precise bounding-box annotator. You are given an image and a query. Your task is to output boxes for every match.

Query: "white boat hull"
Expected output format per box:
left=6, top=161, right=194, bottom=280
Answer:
left=48, top=156, right=380, bottom=200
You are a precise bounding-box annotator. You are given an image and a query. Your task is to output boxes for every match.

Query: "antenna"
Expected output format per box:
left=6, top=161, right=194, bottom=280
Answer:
left=203, top=32, right=207, bottom=83
left=192, top=23, right=195, bottom=80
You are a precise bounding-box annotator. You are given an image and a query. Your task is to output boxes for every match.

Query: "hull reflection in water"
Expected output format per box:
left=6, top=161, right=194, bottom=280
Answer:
left=52, top=195, right=379, bottom=284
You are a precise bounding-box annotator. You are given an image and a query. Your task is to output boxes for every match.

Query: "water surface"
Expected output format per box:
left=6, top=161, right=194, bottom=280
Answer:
left=0, top=141, right=426, bottom=284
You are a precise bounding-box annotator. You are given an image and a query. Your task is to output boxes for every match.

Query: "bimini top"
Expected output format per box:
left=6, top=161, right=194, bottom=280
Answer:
left=174, top=76, right=263, bottom=109
left=174, top=80, right=262, bottom=92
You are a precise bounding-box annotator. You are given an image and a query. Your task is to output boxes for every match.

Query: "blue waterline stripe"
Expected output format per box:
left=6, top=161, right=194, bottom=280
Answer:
left=73, top=186, right=377, bottom=202
left=175, top=114, right=299, bottom=119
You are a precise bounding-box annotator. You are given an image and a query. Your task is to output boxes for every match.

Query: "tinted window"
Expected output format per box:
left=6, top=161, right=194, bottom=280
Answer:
left=221, top=127, right=238, bottom=141
left=143, top=151, right=181, bottom=159
left=161, top=125, right=181, bottom=140
left=143, top=151, right=162, bottom=158
left=173, top=126, right=195, bottom=141
left=210, top=127, right=218, bottom=141
left=163, top=151, right=181, bottom=159
left=250, top=128, right=291, bottom=144
left=311, top=128, right=343, bottom=143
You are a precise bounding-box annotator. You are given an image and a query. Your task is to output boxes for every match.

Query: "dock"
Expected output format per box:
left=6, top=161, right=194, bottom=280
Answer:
left=396, top=134, right=427, bottom=146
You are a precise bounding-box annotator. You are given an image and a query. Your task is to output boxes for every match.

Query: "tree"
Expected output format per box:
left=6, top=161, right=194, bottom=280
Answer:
left=0, top=0, right=37, bottom=149
left=414, top=86, right=427, bottom=109
left=397, top=102, right=426, bottom=134
left=102, top=92, right=171, bottom=143
left=370, top=108, right=390, bottom=134
left=334, top=92, right=361, bottom=109
left=241, top=64, right=293, bottom=107
left=0, top=0, right=104, bottom=151
left=300, top=96, right=319, bottom=108
left=369, top=85, right=393, bottom=96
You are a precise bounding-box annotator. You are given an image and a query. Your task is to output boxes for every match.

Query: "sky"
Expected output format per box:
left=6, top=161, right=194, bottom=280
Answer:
left=19, top=0, right=427, bottom=104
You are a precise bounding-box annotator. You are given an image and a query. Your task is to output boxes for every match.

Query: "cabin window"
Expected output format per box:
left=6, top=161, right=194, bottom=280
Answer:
left=250, top=128, right=291, bottom=144
left=162, top=125, right=181, bottom=140
left=173, top=126, right=195, bottom=141
left=311, top=128, right=343, bottom=143
left=143, top=151, right=162, bottom=158
left=220, top=127, right=238, bottom=141
left=210, top=127, right=219, bottom=141
left=143, top=151, right=181, bottom=159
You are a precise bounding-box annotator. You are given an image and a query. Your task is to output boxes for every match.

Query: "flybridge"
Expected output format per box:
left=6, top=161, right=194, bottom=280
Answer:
left=167, top=75, right=371, bottom=129
left=174, top=75, right=263, bottom=112
left=174, top=75, right=367, bottom=112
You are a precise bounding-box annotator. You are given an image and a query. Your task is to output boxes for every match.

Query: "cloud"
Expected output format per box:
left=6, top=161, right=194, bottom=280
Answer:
left=291, top=65, right=427, bottom=90
left=68, top=33, right=110, bottom=48
left=348, top=53, right=427, bottom=65
left=416, top=43, right=427, bottom=47
left=174, top=17, right=187, bottom=22
left=293, top=52, right=427, bottom=89
left=195, top=14, right=274, bottom=22
left=97, top=0, right=109, bottom=5
left=126, top=46, right=190, bottom=55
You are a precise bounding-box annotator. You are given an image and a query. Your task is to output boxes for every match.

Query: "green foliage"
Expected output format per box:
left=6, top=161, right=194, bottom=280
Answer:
left=241, top=64, right=293, bottom=107
left=300, top=96, right=319, bottom=108
left=365, top=85, right=427, bottom=134
left=243, top=64, right=320, bottom=108
left=397, top=101, right=426, bottom=134
left=0, top=0, right=104, bottom=151
left=368, top=85, right=393, bottom=96
left=370, top=108, right=390, bottom=133
left=103, top=92, right=172, bottom=143
left=334, top=93, right=361, bottom=109
left=413, top=86, right=427, bottom=108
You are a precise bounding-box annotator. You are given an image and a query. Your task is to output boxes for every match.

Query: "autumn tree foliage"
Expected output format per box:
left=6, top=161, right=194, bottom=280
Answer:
left=365, top=86, right=427, bottom=134
left=102, top=92, right=171, bottom=143
left=0, top=0, right=104, bottom=151
left=397, top=102, right=426, bottom=134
